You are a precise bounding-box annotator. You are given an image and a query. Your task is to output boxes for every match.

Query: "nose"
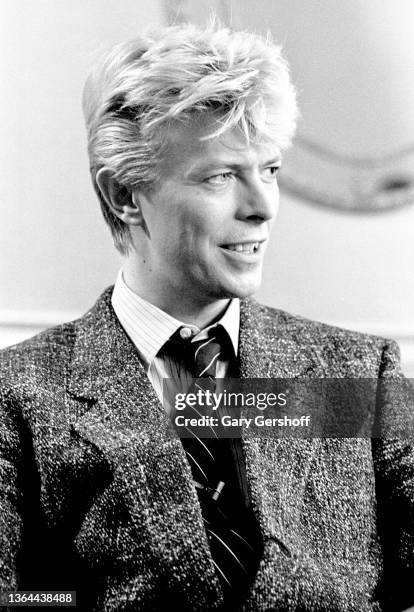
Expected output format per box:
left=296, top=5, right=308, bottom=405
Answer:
left=236, top=175, right=278, bottom=223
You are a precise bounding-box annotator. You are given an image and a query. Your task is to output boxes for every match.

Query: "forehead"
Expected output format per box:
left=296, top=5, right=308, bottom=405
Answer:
left=160, top=114, right=281, bottom=177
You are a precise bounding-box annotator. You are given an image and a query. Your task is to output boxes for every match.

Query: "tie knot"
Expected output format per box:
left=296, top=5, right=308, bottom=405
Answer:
left=166, top=324, right=231, bottom=379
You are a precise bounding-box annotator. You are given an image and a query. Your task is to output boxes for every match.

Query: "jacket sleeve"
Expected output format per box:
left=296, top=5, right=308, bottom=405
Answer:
left=372, top=339, right=414, bottom=612
left=0, top=383, right=24, bottom=593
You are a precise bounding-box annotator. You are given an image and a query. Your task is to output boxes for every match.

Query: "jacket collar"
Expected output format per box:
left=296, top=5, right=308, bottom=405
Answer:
left=67, top=287, right=313, bottom=400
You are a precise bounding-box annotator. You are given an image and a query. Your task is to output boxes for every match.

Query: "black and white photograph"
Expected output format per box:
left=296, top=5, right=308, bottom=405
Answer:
left=1, top=1, right=414, bottom=610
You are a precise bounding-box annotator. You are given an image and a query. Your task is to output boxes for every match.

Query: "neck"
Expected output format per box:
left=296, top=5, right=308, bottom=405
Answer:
left=160, top=299, right=230, bottom=329
left=122, top=265, right=230, bottom=329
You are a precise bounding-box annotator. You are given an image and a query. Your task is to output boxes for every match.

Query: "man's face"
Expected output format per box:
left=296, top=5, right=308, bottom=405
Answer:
left=133, top=116, right=281, bottom=311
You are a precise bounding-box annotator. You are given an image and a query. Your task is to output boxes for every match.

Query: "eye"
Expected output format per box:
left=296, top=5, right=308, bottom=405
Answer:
left=204, top=172, right=233, bottom=185
left=262, top=166, right=281, bottom=181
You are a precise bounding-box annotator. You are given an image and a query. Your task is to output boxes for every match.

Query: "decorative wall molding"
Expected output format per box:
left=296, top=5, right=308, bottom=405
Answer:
left=0, top=310, right=81, bottom=329
left=280, top=139, right=414, bottom=214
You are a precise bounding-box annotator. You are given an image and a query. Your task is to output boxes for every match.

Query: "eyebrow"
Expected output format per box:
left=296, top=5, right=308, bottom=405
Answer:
left=188, top=156, right=282, bottom=175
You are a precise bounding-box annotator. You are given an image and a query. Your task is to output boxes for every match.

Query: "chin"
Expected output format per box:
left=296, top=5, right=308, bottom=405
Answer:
left=217, top=276, right=262, bottom=300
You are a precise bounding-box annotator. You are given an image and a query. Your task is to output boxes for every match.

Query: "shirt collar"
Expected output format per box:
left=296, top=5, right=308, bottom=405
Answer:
left=111, top=269, right=240, bottom=367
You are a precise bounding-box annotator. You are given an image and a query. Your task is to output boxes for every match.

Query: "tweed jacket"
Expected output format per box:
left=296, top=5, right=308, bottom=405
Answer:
left=0, top=288, right=413, bottom=612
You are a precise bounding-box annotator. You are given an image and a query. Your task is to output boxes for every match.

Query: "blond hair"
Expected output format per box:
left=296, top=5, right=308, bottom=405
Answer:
left=83, top=23, right=298, bottom=253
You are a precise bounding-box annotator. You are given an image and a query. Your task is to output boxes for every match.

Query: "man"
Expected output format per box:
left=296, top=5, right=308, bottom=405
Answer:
left=0, top=23, right=413, bottom=612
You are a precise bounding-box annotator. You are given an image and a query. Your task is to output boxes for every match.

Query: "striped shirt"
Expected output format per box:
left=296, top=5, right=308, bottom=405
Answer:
left=111, top=270, right=240, bottom=415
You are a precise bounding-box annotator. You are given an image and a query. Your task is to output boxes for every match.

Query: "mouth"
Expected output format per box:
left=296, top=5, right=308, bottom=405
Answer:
left=221, top=241, right=261, bottom=254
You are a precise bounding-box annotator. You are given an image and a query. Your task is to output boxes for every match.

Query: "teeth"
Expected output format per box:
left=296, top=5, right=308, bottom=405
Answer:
left=226, top=242, right=259, bottom=253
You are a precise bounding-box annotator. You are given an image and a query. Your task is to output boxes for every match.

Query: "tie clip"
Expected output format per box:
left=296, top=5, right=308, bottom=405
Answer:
left=212, top=481, right=225, bottom=501
left=193, top=480, right=226, bottom=500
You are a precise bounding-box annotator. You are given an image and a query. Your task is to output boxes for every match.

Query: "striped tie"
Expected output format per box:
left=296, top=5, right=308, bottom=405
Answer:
left=168, top=326, right=262, bottom=606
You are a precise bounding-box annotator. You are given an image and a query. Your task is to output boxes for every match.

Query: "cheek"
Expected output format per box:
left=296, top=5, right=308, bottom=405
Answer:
left=177, top=213, right=213, bottom=249
left=162, top=223, right=198, bottom=270
left=172, top=222, right=218, bottom=277
left=160, top=191, right=219, bottom=261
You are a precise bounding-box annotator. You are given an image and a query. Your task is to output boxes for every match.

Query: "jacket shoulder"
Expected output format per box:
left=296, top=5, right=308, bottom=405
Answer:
left=0, top=288, right=114, bottom=393
left=0, top=320, right=79, bottom=396
left=249, top=299, right=400, bottom=376
left=256, top=301, right=381, bottom=341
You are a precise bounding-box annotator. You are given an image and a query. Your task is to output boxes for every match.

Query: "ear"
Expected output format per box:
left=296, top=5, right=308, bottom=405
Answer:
left=95, top=168, right=143, bottom=226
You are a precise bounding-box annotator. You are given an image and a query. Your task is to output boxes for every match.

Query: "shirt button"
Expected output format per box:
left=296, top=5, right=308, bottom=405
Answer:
left=180, top=326, right=193, bottom=339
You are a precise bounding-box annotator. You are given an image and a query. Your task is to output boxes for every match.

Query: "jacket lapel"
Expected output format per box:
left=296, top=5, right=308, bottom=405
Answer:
left=67, top=289, right=222, bottom=608
left=238, top=299, right=319, bottom=603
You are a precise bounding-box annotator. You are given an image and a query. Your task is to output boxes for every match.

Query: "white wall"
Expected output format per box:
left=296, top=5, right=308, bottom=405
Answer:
left=0, top=0, right=164, bottom=315
left=1, top=0, right=413, bottom=375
